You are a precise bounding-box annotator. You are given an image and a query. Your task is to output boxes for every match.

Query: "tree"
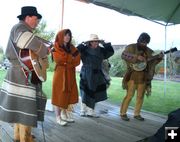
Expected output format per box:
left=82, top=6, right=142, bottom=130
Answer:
left=109, top=49, right=126, bottom=77
left=34, top=20, right=55, bottom=41
left=34, top=20, right=56, bottom=72
left=0, top=46, right=3, bottom=53
left=0, top=46, right=4, bottom=64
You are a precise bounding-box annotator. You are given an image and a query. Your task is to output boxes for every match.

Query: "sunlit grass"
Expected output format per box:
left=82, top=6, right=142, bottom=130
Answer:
left=0, top=70, right=179, bottom=115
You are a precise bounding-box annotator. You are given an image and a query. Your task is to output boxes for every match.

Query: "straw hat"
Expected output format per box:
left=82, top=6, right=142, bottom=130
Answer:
left=85, top=34, right=102, bottom=42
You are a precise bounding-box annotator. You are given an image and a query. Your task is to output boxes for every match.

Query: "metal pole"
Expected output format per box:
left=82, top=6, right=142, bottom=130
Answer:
left=164, top=26, right=167, bottom=96
left=61, top=0, right=64, bottom=30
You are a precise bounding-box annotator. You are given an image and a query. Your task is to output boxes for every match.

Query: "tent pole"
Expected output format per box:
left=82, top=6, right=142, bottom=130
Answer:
left=60, top=0, right=64, bottom=30
left=164, top=26, right=167, bottom=96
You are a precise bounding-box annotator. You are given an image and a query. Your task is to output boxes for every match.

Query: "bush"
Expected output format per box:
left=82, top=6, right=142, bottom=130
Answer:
left=47, top=55, right=55, bottom=72
left=109, top=49, right=126, bottom=77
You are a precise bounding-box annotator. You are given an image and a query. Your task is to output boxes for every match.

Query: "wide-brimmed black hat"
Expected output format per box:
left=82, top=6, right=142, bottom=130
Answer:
left=17, top=6, right=42, bottom=20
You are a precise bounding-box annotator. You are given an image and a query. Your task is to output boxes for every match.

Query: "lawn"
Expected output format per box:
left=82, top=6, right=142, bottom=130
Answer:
left=0, top=70, right=179, bottom=115
left=107, top=77, right=180, bottom=115
left=30, top=71, right=180, bottom=115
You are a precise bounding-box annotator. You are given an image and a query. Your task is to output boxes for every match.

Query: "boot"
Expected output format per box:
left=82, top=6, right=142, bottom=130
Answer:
left=134, top=115, right=145, bottom=121
left=86, top=107, right=99, bottom=118
left=61, top=109, right=74, bottom=122
left=66, top=111, right=75, bottom=123
left=56, top=116, right=67, bottom=126
left=80, top=103, right=87, bottom=116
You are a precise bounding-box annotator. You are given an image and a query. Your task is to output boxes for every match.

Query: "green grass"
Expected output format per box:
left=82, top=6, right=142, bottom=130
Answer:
left=44, top=71, right=180, bottom=115
left=43, top=71, right=53, bottom=98
left=107, top=77, right=180, bottom=115
left=0, top=70, right=179, bottom=115
left=0, top=69, right=6, bottom=84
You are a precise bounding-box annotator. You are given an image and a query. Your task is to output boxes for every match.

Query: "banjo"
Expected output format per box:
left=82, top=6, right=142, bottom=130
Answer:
left=131, top=47, right=177, bottom=71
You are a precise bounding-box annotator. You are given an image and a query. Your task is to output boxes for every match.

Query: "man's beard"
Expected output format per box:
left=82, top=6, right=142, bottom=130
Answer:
left=137, top=43, right=146, bottom=51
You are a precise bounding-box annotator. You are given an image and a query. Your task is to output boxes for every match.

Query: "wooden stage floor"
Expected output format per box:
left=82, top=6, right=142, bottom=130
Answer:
left=0, top=100, right=167, bottom=142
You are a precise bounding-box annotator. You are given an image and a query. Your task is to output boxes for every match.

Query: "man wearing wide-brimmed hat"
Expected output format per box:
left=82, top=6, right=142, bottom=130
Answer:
left=77, top=34, right=114, bottom=117
left=0, top=6, right=50, bottom=142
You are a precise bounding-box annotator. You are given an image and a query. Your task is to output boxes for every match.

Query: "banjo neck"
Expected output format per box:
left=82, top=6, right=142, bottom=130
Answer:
left=147, top=47, right=177, bottom=62
left=131, top=47, right=177, bottom=71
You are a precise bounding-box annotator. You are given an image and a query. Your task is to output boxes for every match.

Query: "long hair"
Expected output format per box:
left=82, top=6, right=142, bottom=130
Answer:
left=62, top=29, right=72, bottom=53
left=55, top=29, right=72, bottom=53
left=137, top=32, right=150, bottom=43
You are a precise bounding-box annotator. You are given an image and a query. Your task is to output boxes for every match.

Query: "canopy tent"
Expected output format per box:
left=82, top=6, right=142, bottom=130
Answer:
left=74, top=0, right=180, bottom=95
left=75, top=0, right=180, bottom=26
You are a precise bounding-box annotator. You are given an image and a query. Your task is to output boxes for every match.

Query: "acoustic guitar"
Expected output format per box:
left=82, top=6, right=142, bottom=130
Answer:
left=131, top=47, right=177, bottom=71
left=19, top=36, right=53, bottom=84
left=19, top=49, right=49, bottom=84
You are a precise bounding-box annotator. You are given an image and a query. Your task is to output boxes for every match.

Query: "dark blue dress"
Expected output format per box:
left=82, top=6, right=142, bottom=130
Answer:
left=77, top=42, right=114, bottom=109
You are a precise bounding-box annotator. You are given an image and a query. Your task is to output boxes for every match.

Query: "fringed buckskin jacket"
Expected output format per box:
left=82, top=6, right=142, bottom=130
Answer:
left=51, top=30, right=80, bottom=109
left=121, top=43, right=162, bottom=89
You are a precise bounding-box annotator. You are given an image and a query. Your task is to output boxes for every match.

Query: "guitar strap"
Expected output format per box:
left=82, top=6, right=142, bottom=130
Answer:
left=11, top=39, right=33, bottom=85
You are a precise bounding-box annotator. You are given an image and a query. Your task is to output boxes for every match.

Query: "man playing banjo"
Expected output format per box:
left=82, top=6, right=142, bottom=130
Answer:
left=120, top=32, right=163, bottom=121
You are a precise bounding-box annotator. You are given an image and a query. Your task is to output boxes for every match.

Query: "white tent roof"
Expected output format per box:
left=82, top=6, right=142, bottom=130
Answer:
left=76, top=0, right=180, bottom=26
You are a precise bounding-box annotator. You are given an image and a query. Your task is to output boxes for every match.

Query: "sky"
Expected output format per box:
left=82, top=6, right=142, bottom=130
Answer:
left=0, top=0, right=180, bottom=51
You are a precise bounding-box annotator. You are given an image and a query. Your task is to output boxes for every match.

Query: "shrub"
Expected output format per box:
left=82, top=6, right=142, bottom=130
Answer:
left=109, top=49, right=126, bottom=77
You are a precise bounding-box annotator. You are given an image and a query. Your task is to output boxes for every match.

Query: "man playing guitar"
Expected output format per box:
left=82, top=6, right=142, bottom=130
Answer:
left=120, top=32, right=163, bottom=121
left=0, top=6, right=50, bottom=141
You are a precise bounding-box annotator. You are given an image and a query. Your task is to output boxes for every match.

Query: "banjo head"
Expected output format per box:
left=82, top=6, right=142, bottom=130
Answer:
left=132, top=62, right=147, bottom=71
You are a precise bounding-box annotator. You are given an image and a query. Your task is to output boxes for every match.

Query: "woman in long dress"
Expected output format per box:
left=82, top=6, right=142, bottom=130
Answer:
left=52, top=29, right=80, bottom=126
